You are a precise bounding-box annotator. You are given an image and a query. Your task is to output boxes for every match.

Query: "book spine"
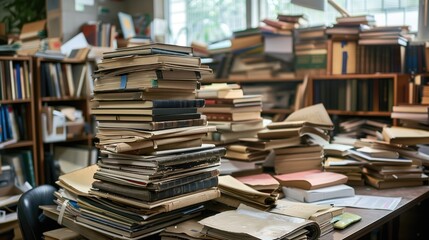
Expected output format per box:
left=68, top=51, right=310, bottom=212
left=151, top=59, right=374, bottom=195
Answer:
left=152, top=170, right=220, bottom=191
left=151, top=99, right=205, bottom=108
left=150, top=117, right=206, bottom=130
left=156, top=147, right=226, bottom=166
left=205, top=113, right=232, bottom=121
left=152, top=113, right=201, bottom=122
left=92, top=176, right=219, bottom=202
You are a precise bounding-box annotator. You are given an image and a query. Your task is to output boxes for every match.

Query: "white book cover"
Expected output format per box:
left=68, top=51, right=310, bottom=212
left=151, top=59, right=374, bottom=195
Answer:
left=283, top=184, right=355, bottom=203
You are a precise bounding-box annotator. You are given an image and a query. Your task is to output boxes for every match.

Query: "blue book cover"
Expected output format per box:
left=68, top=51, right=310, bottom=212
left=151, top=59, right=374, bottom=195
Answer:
left=14, top=63, right=22, bottom=99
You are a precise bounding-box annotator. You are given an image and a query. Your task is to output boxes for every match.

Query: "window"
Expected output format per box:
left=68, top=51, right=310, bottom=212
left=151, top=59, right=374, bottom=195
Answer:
left=166, top=0, right=420, bottom=45
left=166, top=0, right=247, bottom=46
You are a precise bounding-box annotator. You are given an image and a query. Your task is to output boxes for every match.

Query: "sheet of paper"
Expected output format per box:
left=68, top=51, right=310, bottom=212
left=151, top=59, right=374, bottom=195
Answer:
left=313, top=195, right=401, bottom=211
left=61, top=32, right=88, bottom=56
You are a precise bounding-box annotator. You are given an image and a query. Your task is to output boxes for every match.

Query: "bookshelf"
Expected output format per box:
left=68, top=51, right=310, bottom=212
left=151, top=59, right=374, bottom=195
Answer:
left=0, top=56, right=38, bottom=187
left=34, top=57, right=93, bottom=184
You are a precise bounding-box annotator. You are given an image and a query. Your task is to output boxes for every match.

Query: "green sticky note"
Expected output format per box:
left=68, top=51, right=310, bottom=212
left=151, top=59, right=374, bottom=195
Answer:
left=333, top=212, right=362, bottom=229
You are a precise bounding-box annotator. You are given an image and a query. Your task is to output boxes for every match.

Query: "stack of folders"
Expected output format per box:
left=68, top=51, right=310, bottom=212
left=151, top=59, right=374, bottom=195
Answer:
left=45, top=43, right=228, bottom=239
left=275, top=169, right=355, bottom=203
left=215, top=175, right=278, bottom=210
left=198, top=204, right=321, bottom=240
left=271, top=200, right=344, bottom=236
left=241, top=104, right=334, bottom=174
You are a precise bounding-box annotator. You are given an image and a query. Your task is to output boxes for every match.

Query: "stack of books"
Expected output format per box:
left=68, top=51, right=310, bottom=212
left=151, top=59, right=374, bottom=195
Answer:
left=323, top=156, right=365, bottom=186
left=47, top=43, right=227, bottom=239
left=274, top=169, right=355, bottom=203
left=294, top=25, right=327, bottom=77
left=391, top=105, right=429, bottom=130
left=16, top=19, right=46, bottom=56
left=197, top=83, right=264, bottom=144
left=246, top=104, right=333, bottom=174
left=337, top=118, right=389, bottom=140
left=357, top=25, right=410, bottom=73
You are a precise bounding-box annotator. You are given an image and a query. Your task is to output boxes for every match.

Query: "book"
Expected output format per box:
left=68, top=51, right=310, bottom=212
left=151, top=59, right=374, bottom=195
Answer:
left=97, top=117, right=206, bottom=130
left=94, top=113, right=202, bottom=122
left=97, top=54, right=201, bottom=70
left=262, top=19, right=299, bottom=30
left=19, top=19, right=46, bottom=40
left=204, top=111, right=261, bottom=121
left=364, top=174, right=426, bottom=189
left=356, top=146, right=399, bottom=158
left=239, top=136, right=302, bottom=151
left=274, top=170, right=348, bottom=190
left=282, top=184, right=355, bottom=203
left=91, top=99, right=205, bottom=109
left=92, top=176, right=218, bottom=202
left=91, top=107, right=198, bottom=116
left=92, top=89, right=196, bottom=101
left=208, top=118, right=263, bottom=132
left=105, top=43, right=193, bottom=58
left=94, top=78, right=199, bottom=92
left=235, top=173, right=280, bottom=191
left=196, top=88, right=244, bottom=99
left=346, top=150, right=412, bottom=165
left=382, top=126, right=429, bottom=145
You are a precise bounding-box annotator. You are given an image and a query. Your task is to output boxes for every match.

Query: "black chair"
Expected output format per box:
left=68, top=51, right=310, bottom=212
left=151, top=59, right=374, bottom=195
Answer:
left=17, top=185, right=61, bottom=240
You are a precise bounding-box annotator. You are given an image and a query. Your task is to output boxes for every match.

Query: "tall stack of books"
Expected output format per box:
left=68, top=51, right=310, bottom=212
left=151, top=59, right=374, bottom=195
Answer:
left=294, top=25, right=327, bottom=77
left=243, top=104, right=333, bottom=174
left=49, top=43, right=227, bottom=239
left=260, top=14, right=306, bottom=77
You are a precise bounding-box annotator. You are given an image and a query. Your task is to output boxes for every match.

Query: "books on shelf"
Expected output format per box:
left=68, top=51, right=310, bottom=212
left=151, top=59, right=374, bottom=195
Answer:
left=0, top=60, right=32, bottom=100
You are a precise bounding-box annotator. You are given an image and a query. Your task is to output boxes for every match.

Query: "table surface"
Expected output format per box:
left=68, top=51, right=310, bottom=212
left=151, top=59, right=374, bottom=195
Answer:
left=320, top=185, right=429, bottom=240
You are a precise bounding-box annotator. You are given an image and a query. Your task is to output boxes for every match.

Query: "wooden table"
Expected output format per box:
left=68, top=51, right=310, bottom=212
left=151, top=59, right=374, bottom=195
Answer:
left=321, top=185, right=429, bottom=240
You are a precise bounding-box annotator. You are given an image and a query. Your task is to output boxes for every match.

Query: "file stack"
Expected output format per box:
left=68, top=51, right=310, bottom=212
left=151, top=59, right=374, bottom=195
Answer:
left=271, top=200, right=344, bottom=237
left=241, top=104, right=333, bottom=174
left=274, top=169, right=354, bottom=203
left=215, top=175, right=278, bottom=211
left=47, top=43, right=226, bottom=239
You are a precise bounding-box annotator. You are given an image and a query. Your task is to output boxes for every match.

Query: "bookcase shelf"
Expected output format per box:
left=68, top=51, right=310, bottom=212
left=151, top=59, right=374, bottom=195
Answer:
left=307, top=73, right=409, bottom=125
left=0, top=56, right=38, bottom=186
left=34, top=57, right=93, bottom=184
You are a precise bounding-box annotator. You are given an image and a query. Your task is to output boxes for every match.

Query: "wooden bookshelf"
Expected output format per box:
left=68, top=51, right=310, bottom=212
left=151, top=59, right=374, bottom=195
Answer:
left=34, top=57, right=93, bottom=184
left=307, top=73, right=410, bottom=125
left=0, top=56, right=38, bottom=186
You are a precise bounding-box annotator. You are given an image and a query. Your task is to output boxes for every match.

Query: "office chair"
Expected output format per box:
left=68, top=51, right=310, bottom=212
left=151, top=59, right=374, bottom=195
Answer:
left=17, top=185, right=61, bottom=240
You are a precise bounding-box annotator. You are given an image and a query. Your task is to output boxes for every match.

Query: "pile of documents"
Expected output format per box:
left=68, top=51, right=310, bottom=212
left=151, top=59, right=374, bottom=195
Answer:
left=275, top=169, right=355, bottom=203
left=44, top=43, right=227, bottom=239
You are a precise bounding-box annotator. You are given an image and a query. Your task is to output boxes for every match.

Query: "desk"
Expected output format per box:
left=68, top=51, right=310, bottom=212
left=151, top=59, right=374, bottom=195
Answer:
left=321, top=185, right=429, bottom=240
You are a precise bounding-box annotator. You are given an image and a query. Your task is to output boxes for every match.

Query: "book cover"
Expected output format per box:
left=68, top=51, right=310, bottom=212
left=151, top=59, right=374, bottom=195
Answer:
left=274, top=170, right=348, bottom=190
left=282, top=184, right=355, bottom=203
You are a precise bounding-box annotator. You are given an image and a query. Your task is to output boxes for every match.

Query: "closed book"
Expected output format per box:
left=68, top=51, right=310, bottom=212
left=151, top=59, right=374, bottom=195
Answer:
left=97, top=117, right=206, bottom=130
left=274, top=170, right=348, bottom=190
left=382, top=126, right=429, bottom=145
left=92, top=176, right=218, bottom=202
left=91, top=107, right=197, bottom=116
left=98, top=54, right=201, bottom=70
left=93, top=90, right=196, bottom=101
left=196, top=88, right=244, bottom=99
left=92, top=99, right=205, bottom=109
left=282, top=184, right=355, bottom=203
left=364, top=174, right=426, bottom=189
left=103, top=43, right=193, bottom=58
left=94, top=113, right=202, bottom=122
left=208, top=119, right=263, bottom=132
left=94, top=79, right=199, bottom=92
left=205, top=111, right=261, bottom=121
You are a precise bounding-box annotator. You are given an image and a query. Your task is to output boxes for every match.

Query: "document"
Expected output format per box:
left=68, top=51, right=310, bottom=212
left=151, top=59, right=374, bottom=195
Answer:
left=313, top=195, right=401, bottom=211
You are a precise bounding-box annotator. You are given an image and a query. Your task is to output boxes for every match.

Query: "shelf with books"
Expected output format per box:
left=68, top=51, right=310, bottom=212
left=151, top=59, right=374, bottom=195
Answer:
left=0, top=56, right=38, bottom=187
left=34, top=57, right=94, bottom=184
left=307, top=73, right=409, bottom=125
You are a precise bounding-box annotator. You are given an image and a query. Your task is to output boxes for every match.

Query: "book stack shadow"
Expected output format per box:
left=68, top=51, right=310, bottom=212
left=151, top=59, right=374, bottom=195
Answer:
left=44, top=43, right=228, bottom=239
